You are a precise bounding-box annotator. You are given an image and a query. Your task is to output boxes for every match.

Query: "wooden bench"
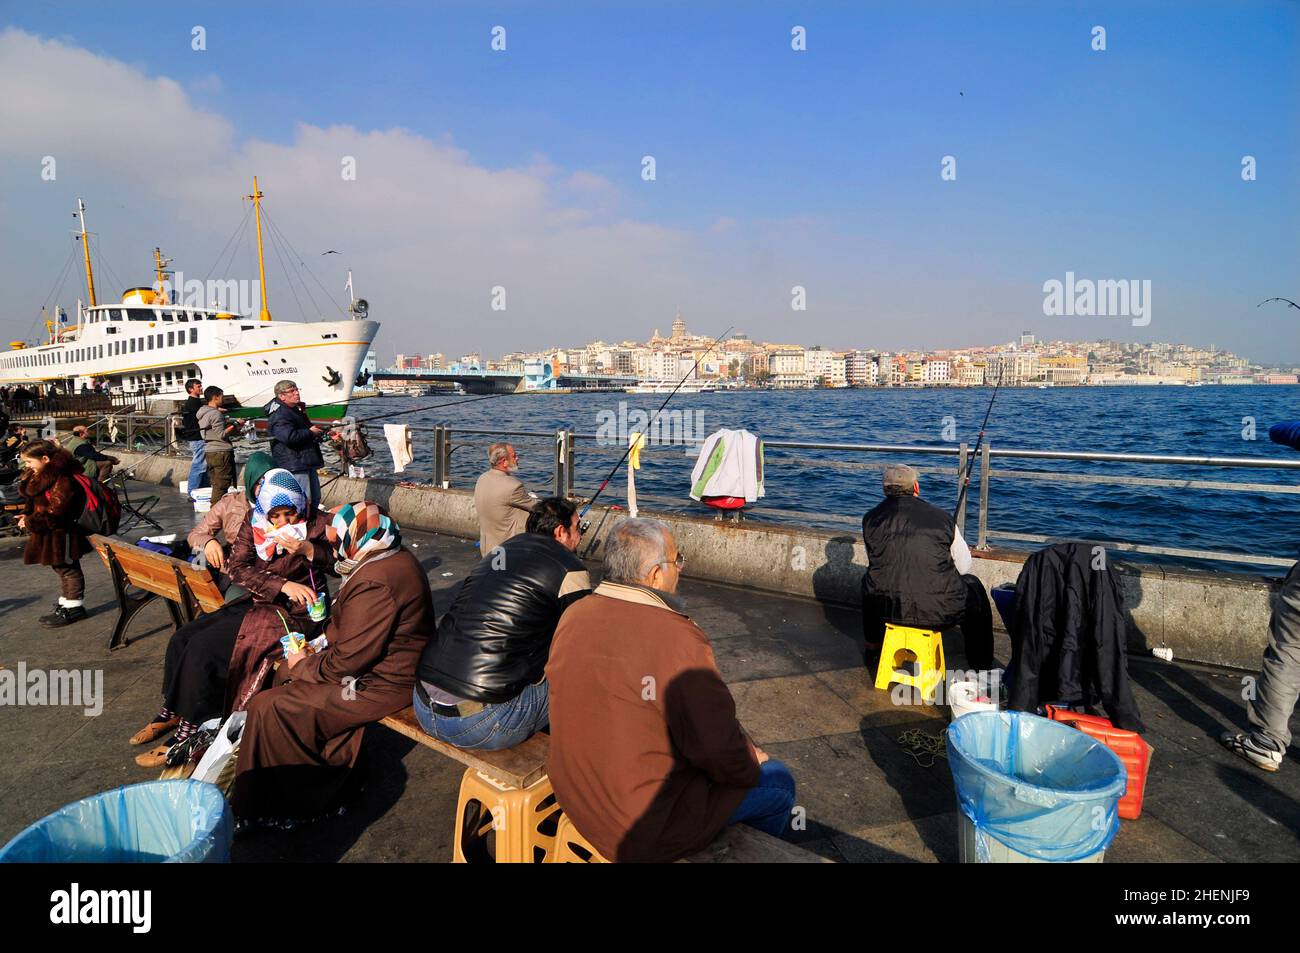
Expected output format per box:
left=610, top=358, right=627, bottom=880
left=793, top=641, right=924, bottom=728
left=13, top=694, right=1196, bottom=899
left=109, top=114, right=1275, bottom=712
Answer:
left=89, top=534, right=228, bottom=651
left=379, top=705, right=550, bottom=789
left=380, top=705, right=831, bottom=863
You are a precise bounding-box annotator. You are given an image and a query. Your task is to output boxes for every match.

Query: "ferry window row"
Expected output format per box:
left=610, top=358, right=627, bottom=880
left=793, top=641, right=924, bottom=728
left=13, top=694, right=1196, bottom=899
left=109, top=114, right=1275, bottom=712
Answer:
left=87, top=309, right=216, bottom=323
left=1, top=328, right=200, bottom=368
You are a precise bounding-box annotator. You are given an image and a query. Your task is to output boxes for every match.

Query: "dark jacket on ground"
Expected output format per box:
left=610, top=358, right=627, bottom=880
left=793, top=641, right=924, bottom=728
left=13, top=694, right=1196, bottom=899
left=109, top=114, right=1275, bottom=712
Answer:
left=264, top=397, right=323, bottom=472
left=20, top=449, right=91, bottom=566
left=1006, top=542, right=1145, bottom=732
left=418, top=533, right=591, bottom=703
left=861, top=494, right=968, bottom=628
left=178, top=394, right=204, bottom=441
left=545, top=581, right=760, bottom=863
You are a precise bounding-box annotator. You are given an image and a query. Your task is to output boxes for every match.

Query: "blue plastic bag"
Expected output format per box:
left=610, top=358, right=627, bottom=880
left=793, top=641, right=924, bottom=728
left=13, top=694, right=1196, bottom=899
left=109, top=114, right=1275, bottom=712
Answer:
left=0, top=780, right=232, bottom=863
left=947, top=711, right=1125, bottom=862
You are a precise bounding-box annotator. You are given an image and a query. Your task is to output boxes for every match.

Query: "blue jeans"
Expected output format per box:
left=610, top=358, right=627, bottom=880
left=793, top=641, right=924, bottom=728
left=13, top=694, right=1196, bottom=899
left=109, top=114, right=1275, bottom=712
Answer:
left=726, top=759, right=797, bottom=838
left=292, top=469, right=321, bottom=509
left=187, top=440, right=209, bottom=491
left=412, top=681, right=549, bottom=751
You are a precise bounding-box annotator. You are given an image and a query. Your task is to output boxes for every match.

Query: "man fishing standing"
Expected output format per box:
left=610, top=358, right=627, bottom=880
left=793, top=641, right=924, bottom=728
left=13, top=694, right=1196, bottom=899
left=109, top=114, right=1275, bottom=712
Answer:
left=179, top=378, right=208, bottom=494
left=265, top=379, right=331, bottom=508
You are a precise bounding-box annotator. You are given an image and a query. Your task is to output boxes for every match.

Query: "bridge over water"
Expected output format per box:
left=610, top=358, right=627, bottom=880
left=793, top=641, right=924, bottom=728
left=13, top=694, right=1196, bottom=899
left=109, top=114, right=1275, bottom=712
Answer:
left=374, top=367, right=636, bottom=394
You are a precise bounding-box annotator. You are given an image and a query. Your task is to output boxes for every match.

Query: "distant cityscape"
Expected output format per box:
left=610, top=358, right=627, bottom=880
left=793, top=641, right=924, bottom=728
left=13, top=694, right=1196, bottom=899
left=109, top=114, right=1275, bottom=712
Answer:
left=386, top=312, right=1300, bottom=390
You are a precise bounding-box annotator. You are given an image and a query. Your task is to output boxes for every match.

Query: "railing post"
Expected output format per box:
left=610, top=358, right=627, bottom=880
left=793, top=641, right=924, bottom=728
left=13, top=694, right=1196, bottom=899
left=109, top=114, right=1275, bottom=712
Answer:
left=433, top=426, right=448, bottom=488
left=554, top=429, right=567, bottom=497
left=976, top=441, right=991, bottom=551
left=565, top=429, right=576, bottom=497
left=955, top=442, right=969, bottom=537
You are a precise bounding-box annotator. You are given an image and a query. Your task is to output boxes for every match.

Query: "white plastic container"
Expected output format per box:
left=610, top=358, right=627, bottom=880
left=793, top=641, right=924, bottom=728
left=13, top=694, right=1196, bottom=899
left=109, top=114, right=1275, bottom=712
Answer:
left=949, top=680, right=998, bottom=721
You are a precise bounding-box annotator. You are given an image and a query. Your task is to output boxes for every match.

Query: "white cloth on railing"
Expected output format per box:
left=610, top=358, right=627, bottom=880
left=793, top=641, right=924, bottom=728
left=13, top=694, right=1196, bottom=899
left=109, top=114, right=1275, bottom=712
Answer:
left=689, top=428, right=764, bottom=502
left=627, top=431, right=645, bottom=518
left=384, top=424, right=413, bottom=473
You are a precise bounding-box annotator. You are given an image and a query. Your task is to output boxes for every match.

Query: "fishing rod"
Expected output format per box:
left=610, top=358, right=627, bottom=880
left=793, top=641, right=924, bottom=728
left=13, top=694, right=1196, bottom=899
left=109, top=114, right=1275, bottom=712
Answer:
left=952, top=365, right=1004, bottom=521
left=578, top=325, right=734, bottom=531
left=348, top=389, right=525, bottom=425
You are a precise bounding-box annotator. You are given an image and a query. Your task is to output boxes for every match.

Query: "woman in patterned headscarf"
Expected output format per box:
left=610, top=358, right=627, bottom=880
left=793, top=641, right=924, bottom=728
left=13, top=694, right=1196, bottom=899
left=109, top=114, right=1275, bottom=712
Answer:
left=223, top=470, right=333, bottom=713
left=233, top=502, right=434, bottom=827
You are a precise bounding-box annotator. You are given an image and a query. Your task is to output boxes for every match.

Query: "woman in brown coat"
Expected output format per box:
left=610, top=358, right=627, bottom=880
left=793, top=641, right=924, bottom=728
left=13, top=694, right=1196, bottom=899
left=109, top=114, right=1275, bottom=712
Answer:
left=224, top=469, right=332, bottom=713
left=17, top=440, right=92, bottom=628
left=233, top=502, right=433, bottom=827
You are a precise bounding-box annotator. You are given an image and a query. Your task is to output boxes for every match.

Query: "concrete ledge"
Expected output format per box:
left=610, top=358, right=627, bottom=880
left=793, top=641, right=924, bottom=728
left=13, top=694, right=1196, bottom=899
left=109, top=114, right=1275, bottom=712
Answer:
left=115, top=451, right=1283, bottom=670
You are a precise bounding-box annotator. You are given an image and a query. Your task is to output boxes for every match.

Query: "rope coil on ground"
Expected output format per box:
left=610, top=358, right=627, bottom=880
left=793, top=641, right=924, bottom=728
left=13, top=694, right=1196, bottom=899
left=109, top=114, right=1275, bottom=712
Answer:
left=897, top=728, right=948, bottom=768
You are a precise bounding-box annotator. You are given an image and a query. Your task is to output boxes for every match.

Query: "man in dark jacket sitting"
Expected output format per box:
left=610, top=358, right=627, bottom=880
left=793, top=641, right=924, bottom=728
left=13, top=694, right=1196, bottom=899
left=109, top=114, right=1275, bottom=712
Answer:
left=263, top=379, right=329, bottom=507
left=861, top=464, right=994, bottom=671
left=414, top=496, right=592, bottom=750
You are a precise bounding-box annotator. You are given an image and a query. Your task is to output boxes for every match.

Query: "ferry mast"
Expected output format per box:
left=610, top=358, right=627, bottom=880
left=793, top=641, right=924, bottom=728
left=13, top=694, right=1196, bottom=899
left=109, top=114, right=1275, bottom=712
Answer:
left=76, top=198, right=97, bottom=308
left=244, top=176, right=272, bottom=321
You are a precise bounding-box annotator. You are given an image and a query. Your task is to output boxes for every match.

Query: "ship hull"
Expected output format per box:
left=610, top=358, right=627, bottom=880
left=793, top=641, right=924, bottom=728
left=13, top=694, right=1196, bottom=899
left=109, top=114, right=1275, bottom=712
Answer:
left=0, top=313, right=378, bottom=421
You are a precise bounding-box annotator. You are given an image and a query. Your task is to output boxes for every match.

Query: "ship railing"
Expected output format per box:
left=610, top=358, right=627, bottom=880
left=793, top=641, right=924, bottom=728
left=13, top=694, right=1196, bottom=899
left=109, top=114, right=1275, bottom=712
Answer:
left=1, top=391, right=147, bottom=420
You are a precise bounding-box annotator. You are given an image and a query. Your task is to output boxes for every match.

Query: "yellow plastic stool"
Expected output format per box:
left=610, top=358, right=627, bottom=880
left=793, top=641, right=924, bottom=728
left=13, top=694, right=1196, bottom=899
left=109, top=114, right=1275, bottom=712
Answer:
left=452, top=768, right=563, bottom=864
left=873, top=622, right=946, bottom=702
left=551, top=813, right=610, bottom=863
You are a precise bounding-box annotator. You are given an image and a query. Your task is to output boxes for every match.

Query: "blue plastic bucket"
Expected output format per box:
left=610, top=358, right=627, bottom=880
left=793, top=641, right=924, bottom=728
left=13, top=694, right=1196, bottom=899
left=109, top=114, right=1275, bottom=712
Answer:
left=947, top=711, right=1125, bottom=863
left=0, top=780, right=232, bottom=863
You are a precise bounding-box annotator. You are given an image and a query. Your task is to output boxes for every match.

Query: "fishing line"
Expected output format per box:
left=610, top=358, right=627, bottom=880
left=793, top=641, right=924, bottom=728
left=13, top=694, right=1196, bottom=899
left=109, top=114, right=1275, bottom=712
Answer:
left=575, top=325, right=733, bottom=555
left=952, top=365, right=1004, bottom=521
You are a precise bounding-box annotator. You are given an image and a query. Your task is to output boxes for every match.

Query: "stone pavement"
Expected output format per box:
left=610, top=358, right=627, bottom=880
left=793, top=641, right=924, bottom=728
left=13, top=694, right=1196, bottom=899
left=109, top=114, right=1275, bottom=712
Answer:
left=1, top=481, right=1297, bottom=862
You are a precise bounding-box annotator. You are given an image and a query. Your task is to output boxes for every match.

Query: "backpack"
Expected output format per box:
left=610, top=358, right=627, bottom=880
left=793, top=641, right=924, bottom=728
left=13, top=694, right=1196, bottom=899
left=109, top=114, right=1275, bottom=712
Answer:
left=67, top=473, right=122, bottom=536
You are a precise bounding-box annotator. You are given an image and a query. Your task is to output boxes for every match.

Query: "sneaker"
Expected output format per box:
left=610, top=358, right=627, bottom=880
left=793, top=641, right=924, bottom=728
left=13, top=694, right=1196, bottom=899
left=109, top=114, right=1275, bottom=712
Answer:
left=39, top=605, right=87, bottom=628
left=1219, top=730, right=1283, bottom=772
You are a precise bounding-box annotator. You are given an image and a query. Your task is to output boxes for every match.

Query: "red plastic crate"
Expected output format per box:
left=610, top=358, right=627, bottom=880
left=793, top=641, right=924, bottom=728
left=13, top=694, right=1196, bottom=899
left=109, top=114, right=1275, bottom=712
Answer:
left=1045, top=705, right=1152, bottom=820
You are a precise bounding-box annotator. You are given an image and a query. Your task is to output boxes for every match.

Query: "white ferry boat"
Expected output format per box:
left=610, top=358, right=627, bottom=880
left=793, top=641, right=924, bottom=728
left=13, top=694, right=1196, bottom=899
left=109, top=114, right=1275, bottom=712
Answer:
left=1, top=182, right=378, bottom=421
left=626, top=379, right=717, bottom=394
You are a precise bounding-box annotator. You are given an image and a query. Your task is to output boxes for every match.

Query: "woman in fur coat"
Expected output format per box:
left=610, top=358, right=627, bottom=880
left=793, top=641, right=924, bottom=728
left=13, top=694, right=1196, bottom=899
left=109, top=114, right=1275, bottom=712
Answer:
left=18, top=439, right=92, bottom=627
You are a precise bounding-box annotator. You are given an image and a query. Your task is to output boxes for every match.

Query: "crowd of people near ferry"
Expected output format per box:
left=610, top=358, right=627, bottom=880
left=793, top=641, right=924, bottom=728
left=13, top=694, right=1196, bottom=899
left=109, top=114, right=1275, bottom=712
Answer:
left=7, top=377, right=1300, bottom=858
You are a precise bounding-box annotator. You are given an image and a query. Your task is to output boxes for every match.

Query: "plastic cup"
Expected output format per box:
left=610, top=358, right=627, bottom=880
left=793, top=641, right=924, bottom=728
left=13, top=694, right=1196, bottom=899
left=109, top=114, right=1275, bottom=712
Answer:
left=307, top=594, right=327, bottom=622
left=280, top=632, right=306, bottom=657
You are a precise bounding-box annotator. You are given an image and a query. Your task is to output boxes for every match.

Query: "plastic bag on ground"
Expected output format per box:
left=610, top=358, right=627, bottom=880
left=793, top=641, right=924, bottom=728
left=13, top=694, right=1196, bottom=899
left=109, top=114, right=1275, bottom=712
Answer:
left=946, top=710, right=1125, bottom=862
left=0, top=780, right=233, bottom=863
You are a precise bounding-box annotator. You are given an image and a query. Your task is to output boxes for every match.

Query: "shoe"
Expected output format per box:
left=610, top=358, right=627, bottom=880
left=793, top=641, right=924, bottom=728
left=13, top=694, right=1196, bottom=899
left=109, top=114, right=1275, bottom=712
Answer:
left=134, top=744, right=172, bottom=769
left=1219, top=730, right=1283, bottom=772
left=39, top=605, right=87, bottom=627
left=130, top=718, right=180, bottom=746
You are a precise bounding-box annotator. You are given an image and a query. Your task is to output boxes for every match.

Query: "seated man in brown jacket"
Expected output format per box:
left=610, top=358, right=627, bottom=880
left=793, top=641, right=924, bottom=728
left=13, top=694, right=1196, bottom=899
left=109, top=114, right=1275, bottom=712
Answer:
left=546, top=517, right=796, bottom=862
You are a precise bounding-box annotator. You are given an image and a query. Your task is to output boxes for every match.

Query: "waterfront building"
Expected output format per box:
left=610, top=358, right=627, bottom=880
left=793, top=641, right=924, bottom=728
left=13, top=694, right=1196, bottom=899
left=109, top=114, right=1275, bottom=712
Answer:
left=986, top=351, right=1039, bottom=386
left=955, top=360, right=986, bottom=386
left=920, top=359, right=951, bottom=385
left=804, top=347, right=847, bottom=387
left=845, top=350, right=879, bottom=386
left=771, top=349, right=811, bottom=388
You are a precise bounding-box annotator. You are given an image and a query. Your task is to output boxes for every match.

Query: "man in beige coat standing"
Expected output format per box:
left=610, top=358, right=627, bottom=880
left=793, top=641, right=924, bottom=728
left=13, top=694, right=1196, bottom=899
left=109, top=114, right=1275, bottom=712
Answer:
left=473, top=442, right=538, bottom=555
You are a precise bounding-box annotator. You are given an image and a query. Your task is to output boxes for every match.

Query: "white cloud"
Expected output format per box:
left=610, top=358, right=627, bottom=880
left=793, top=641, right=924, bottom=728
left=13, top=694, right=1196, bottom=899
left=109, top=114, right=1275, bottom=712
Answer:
left=0, top=28, right=712, bottom=355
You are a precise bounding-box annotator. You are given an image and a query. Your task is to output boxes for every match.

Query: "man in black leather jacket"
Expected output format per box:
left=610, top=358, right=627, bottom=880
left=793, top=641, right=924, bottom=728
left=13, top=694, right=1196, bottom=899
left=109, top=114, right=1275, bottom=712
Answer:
left=413, top=496, right=591, bottom=750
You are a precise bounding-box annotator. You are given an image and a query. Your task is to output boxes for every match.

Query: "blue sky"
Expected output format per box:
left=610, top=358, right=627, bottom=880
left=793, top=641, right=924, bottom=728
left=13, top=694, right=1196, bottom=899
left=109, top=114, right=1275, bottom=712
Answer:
left=1, top=1, right=1297, bottom=361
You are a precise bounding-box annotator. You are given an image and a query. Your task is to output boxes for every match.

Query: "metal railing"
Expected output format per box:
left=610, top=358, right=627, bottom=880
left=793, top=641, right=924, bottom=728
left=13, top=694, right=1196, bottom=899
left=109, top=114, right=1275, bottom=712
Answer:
left=406, top=425, right=1300, bottom=570
left=96, top=414, right=1300, bottom=570
left=2, top=391, right=147, bottom=420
